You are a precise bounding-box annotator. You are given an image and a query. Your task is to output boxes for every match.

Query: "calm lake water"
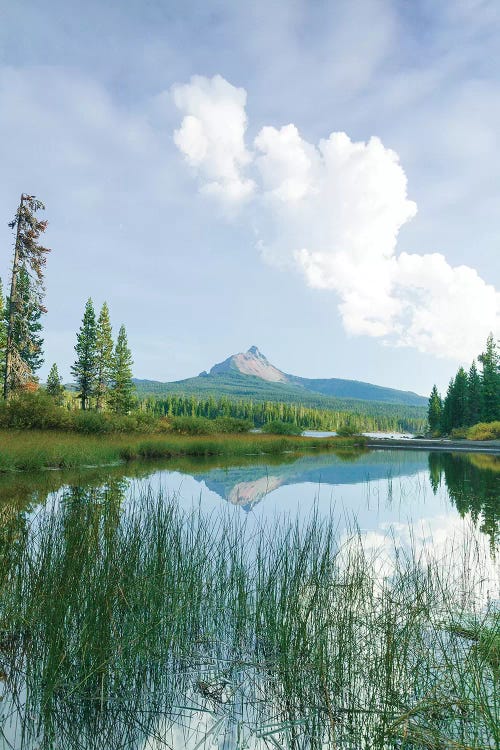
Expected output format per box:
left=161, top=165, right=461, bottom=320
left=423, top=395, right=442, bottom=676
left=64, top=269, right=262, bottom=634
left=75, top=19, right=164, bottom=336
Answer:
left=0, top=447, right=498, bottom=749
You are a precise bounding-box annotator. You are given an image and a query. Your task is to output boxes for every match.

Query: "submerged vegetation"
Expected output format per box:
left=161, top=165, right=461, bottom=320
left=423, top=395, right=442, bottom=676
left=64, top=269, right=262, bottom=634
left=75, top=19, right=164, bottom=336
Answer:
left=0, top=486, right=497, bottom=749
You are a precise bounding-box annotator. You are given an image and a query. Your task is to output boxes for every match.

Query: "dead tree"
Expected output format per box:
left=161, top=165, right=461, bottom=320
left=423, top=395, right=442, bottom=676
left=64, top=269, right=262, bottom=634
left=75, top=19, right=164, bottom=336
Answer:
left=3, top=194, right=50, bottom=399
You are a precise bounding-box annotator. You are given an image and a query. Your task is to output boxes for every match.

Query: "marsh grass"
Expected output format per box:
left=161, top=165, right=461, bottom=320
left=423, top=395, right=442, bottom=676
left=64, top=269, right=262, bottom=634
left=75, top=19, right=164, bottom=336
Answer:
left=0, top=430, right=366, bottom=474
left=0, top=485, right=498, bottom=749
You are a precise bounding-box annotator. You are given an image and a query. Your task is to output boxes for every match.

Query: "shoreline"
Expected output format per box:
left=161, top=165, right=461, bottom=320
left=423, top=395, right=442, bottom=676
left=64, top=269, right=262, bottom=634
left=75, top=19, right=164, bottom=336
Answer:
left=365, top=437, right=500, bottom=454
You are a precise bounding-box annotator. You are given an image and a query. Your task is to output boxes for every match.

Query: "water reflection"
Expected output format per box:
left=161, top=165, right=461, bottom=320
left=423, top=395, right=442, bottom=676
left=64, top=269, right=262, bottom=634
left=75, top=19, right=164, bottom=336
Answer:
left=428, top=452, right=500, bottom=547
left=192, top=449, right=426, bottom=510
left=0, top=449, right=499, bottom=542
left=0, top=481, right=498, bottom=749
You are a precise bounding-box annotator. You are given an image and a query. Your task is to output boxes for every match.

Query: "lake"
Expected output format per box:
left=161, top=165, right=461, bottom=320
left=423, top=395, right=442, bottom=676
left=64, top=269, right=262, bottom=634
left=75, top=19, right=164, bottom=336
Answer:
left=0, top=447, right=498, bottom=749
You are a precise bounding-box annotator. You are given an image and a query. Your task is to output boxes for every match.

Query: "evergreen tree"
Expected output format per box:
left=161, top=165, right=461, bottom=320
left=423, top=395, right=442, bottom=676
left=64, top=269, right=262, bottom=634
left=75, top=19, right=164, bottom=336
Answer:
left=4, top=194, right=50, bottom=398
left=109, top=325, right=134, bottom=414
left=95, top=302, right=113, bottom=411
left=46, top=363, right=64, bottom=405
left=478, top=333, right=500, bottom=422
left=71, top=299, right=97, bottom=410
left=440, top=379, right=455, bottom=434
left=0, top=279, right=6, bottom=384
left=427, top=385, right=442, bottom=433
left=7, top=267, right=44, bottom=377
left=452, top=367, right=469, bottom=428
left=467, top=360, right=482, bottom=426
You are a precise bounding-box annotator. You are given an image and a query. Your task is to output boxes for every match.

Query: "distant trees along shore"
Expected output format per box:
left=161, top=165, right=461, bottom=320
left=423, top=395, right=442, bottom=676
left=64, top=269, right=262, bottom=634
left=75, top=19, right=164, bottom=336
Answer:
left=428, top=334, right=500, bottom=434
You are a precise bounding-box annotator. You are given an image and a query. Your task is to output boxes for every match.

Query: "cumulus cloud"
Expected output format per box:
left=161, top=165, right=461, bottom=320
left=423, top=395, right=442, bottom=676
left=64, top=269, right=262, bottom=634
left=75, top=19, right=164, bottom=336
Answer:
left=173, top=75, right=500, bottom=360
left=172, top=74, right=255, bottom=203
left=340, top=513, right=498, bottom=607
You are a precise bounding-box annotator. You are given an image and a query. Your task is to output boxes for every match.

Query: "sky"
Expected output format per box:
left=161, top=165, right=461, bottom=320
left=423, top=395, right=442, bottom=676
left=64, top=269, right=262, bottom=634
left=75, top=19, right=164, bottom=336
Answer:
left=0, top=0, right=499, bottom=396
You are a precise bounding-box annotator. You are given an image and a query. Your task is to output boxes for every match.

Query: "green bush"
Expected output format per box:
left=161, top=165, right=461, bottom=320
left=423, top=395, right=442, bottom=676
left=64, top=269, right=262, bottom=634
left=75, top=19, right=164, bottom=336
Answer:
left=336, top=425, right=359, bottom=437
left=212, top=417, right=252, bottom=433
left=467, top=421, right=500, bottom=441
left=450, top=427, right=468, bottom=440
left=0, top=391, right=72, bottom=430
left=169, top=416, right=216, bottom=435
left=71, top=411, right=114, bottom=434
left=261, top=420, right=303, bottom=436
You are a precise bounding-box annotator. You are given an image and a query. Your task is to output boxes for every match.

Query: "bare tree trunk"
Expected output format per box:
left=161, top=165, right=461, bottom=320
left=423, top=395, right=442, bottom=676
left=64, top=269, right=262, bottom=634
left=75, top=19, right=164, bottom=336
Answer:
left=4, top=194, right=26, bottom=399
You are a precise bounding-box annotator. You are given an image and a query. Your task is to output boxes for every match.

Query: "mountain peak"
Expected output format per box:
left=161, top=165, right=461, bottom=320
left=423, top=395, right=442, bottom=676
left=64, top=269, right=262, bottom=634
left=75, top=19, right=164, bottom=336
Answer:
left=247, top=345, right=263, bottom=357
left=209, top=346, right=289, bottom=383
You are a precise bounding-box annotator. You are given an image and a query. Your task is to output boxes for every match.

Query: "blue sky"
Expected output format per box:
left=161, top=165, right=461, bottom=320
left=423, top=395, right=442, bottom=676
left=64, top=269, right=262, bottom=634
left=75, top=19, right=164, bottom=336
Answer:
left=0, top=0, right=498, bottom=395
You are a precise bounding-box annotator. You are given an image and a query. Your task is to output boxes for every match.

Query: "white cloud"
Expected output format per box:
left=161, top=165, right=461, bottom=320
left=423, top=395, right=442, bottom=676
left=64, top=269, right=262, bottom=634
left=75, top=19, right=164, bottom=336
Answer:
left=173, top=75, right=500, bottom=361
left=340, top=513, right=499, bottom=608
left=254, top=124, right=318, bottom=202
left=393, top=252, right=500, bottom=359
left=172, top=74, right=255, bottom=203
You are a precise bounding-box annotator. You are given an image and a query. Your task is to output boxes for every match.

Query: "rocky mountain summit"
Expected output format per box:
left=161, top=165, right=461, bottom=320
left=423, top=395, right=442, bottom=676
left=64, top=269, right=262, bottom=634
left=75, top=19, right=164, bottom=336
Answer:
left=209, top=346, right=289, bottom=383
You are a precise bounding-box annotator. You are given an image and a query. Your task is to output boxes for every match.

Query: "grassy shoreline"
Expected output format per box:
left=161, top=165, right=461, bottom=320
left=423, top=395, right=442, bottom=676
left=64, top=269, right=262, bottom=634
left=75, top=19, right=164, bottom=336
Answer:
left=0, top=429, right=366, bottom=473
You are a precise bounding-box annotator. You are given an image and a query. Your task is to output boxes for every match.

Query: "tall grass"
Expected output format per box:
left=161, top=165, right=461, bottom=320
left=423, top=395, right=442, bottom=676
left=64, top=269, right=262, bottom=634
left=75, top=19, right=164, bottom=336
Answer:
left=0, top=486, right=497, bottom=749
left=0, top=430, right=366, bottom=473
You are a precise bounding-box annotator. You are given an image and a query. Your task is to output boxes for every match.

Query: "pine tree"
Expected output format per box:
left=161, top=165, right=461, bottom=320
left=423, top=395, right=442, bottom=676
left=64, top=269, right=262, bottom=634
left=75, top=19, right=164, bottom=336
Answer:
left=46, top=363, right=65, bottom=405
left=0, top=279, right=6, bottom=384
left=427, top=385, right=442, bottom=433
left=109, top=325, right=134, bottom=414
left=452, top=367, right=469, bottom=428
left=95, top=302, right=113, bottom=411
left=6, top=267, right=44, bottom=377
left=3, top=194, right=50, bottom=399
left=467, top=360, right=482, bottom=426
left=71, top=299, right=98, bottom=410
left=478, top=333, right=500, bottom=422
left=440, top=379, right=455, bottom=434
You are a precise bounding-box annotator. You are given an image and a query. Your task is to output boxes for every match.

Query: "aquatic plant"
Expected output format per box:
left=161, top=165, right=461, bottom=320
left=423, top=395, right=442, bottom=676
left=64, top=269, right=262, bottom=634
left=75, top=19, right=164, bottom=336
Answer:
left=0, top=486, right=497, bottom=748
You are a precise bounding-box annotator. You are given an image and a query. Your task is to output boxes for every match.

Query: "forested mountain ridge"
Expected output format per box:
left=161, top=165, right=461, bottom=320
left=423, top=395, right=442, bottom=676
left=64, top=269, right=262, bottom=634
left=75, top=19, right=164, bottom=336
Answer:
left=134, top=346, right=426, bottom=407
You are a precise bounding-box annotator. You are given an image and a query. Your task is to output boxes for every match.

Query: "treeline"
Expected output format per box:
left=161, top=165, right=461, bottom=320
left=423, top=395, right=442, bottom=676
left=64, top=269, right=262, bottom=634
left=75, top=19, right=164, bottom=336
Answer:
left=141, top=394, right=427, bottom=433
left=0, top=195, right=135, bottom=415
left=427, top=334, right=500, bottom=434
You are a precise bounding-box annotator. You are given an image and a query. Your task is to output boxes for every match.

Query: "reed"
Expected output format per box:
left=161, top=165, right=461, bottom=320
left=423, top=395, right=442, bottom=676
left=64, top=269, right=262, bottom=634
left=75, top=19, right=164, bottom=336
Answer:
left=0, top=485, right=497, bottom=749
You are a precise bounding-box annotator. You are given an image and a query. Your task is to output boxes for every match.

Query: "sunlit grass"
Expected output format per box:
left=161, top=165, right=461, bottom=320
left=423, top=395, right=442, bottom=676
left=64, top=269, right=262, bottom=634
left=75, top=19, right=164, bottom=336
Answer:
left=0, top=429, right=366, bottom=473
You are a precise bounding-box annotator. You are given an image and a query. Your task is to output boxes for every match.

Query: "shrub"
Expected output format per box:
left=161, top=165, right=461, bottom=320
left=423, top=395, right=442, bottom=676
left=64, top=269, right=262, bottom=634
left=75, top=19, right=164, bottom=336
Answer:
left=261, top=420, right=303, bottom=436
left=450, top=427, right=468, bottom=440
left=0, top=392, right=71, bottom=430
left=212, top=417, right=252, bottom=433
left=72, top=411, right=113, bottom=434
left=131, top=411, right=158, bottom=431
left=336, top=425, right=359, bottom=437
left=169, top=416, right=216, bottom=435
left=467, top=421, right=500, bottom=441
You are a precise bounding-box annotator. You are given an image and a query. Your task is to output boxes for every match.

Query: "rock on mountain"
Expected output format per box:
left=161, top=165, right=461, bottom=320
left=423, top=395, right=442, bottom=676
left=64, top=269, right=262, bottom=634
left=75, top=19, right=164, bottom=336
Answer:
left=209, top=346, right=289, bottom=383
